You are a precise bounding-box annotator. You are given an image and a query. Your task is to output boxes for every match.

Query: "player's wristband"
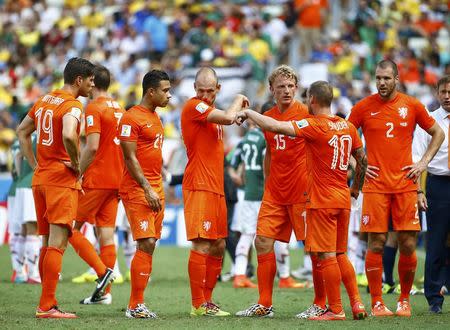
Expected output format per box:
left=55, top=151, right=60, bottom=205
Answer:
left=417, top=190, right=424, bottom=195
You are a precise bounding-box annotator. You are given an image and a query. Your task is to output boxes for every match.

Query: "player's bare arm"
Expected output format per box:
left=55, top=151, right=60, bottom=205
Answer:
left=228, top=164, right=244, bottom=187
left=401, top=122, right=444, bottom=182
left=350, top=147, right=367, bottom=199
left=238, top=109, right=296, bottom=136
left=207, top=94, right=249, bottom=125
left=79, top=132, right=100, bottom=176
left=120, top=140, right=161, bottom=212
left=417, top=172, right=427, bottom=211
left=62, top=113, right=81, bottom=177
left=17, top=115, right=37, bottom=170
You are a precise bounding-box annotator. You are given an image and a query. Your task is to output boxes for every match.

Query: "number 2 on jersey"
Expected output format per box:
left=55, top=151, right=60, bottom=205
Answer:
left=35, top=107, right=53, bottom=146
left=328, top=134, right=352, bottom=170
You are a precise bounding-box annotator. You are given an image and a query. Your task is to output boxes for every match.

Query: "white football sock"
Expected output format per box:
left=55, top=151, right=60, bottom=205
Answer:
left=347, top=231, right=359, bottom=271
left=275, top=241, right=290, bottom=279
left=355, top=239, right=367, bottom=275
left=14, top=235, right=26, bottom=275
left=25, top=235, right=41, bottom=279
left=303, top=253, right=312, bottom=271
left=234, top=234, right=254, bottom=276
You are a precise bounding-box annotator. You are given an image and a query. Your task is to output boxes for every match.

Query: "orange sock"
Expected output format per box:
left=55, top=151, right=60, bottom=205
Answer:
left=129, top=249, right=152, bottom=309
left=204, top=255, right=223, bottom=302
left=38, top=247, right=47, bottom=282
left=189, top=250, right=207, bottom=308
left=39, top=247, right=64, bottom=311
left=257, top=252, right=276, bottom=307
left=321, top=257, right=343, bottom=314
left=100, top=244, right=116, bottom=294
left=337, top=253, right=361, bottom=306
left=398, top=252, right=417, bottom=302
left=69, top=230, right=106, bottom=277
left=311, top=255, right=326, bottom=309
left=365, top=250, right=383, bottom=306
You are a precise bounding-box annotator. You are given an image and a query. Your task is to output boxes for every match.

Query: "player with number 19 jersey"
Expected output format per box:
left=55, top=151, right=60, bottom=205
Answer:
left=28, top=89, right=83, bottom=235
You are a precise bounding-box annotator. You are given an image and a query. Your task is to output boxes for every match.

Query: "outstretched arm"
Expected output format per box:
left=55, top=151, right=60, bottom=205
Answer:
left=207, top=94, right=249, bottom=125
left=238, top=109, right=296, bottom=136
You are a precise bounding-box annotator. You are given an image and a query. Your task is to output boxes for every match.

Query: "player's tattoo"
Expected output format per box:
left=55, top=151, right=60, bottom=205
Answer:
left=352, top=147, right=367, bottom=191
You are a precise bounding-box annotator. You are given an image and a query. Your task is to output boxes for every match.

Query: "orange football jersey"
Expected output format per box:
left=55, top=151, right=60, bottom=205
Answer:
left=82, top=96, right=125, bottom=189
left=118, top=105, right=164, bottom=203
left=28, top=89, right=82, bottom=189
left=181, top=97, right=224, bottom=195
left=263, top=100, right=309, bottom=204
left=292, top=115, right=362, bottom=209
left=348, top=92, right=435, bottom=193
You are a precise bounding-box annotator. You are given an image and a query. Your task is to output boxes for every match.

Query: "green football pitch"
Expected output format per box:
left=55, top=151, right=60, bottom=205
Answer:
left=0, top=245, right=448, bottom=329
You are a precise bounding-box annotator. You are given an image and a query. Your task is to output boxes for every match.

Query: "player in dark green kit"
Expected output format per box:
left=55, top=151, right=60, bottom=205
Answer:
left=230, top=118, right=265, bottom=288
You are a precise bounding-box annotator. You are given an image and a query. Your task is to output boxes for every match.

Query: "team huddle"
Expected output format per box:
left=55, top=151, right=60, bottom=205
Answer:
left=14, top=57, right=446, bottom=320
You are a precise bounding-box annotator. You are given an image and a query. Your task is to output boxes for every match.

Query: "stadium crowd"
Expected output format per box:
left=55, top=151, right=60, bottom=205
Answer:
left=0, top=0, right=449, bottom=170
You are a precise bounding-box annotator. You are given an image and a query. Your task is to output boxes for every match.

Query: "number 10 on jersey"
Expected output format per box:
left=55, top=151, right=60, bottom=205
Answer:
left=328, top=134, right=352, bottom=170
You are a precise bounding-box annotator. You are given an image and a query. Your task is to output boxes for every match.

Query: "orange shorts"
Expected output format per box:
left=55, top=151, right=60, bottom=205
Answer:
left=305, top=208, right=350, bottom=253
left=361, top=192, right=419, bottom=233
left=32, top=185, right=78, bottom=236
left=76, top=188, right=119, bottom=227
left=122, top=199, right=165, bottom=241
left=183, top=190, right=227, bottom=241
left=257, top=201, right=306, bottom=242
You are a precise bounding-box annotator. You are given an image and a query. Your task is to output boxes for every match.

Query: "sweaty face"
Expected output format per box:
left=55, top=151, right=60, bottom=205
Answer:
left=194, top=79, right=220, bottom=105
left=79, top=75, right=95, bottom=97
left=438, top=82, right=450, bottom=112
left=152, top=80, right=172, bottom=107
left=375, top=67, right=398, bottom=100
left=270, top=75, right=297, bottom=109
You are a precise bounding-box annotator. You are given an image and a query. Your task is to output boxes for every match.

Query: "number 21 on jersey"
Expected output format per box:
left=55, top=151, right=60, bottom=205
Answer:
left=36, top=107, right=53, bottom=146
left=328, top=134, right=352, bottom=170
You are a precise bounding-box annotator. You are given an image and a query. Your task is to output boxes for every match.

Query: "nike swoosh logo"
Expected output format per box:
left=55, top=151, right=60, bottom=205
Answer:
left=146, top=124, right=153, bottom=128
left=371, top=112, right=380, bottom=116
left=412, top=220, right=420, bottom=225
left=139, top=272, right=149, bottom=276
left=366, top=267, right=379, bottom=272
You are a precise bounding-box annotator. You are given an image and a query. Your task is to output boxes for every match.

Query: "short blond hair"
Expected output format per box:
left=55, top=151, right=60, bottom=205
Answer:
left=268, top=65, right=298, bottom=87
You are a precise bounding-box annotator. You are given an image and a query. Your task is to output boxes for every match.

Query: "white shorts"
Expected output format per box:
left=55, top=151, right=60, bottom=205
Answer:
left=7, top=196, right=21, bottom=234
left=232, top=200, right=261, bottom=235
left=231, top=189, right=245, bottom=232
left=16, top=187, right=37, bottom=223
left=349, top=194, right=363, bottom=233
left=116, top=200, right=130, bottom=231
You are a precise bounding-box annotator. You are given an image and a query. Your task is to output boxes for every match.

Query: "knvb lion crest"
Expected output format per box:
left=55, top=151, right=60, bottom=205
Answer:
left=398, top=107, right=408, bottom=119
left=203, top=220, right=212, bottom=232
left=140, top=220, right=149, bottom=232
left=362, top=215, right=370, bottom=226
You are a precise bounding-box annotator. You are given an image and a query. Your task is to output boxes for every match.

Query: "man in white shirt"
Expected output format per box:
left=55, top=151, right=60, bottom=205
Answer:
left=413, top=75, right=450, bottom=314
